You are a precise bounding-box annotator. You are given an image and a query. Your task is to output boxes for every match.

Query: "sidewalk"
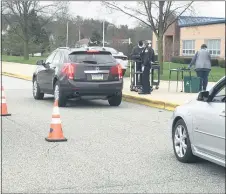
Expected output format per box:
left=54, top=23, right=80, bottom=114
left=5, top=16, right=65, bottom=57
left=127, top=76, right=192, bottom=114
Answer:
left=1, top=62, right=216, bottom=111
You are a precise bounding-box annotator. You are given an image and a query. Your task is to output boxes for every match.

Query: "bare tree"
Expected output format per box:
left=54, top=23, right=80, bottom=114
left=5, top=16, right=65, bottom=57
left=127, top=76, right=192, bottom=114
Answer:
left=2, top=0, right=69, bottom=60
left=103, top=1, right=194, bottom=74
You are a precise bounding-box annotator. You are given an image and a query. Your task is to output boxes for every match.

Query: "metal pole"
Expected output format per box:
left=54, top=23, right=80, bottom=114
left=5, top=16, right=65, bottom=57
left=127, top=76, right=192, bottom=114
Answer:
left=66, top=21, right=69, bottom=47
left=103, top=20, right=105, bottom=47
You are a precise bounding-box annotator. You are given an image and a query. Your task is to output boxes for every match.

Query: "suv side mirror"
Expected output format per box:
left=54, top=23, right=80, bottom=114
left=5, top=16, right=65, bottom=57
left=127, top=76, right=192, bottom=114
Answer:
left=197, top=91, right=209, bottom=102
left=36, top=60, right=44, bottom=66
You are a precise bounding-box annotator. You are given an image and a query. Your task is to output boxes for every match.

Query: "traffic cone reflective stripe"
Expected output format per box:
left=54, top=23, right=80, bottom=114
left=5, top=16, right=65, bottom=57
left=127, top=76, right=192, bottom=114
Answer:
left=2, top=98, right=6, bottom=103
left=52, top=106, right=60, bottom=116
left=1, top=86, right=11, bottom=116
left=45, top=100, right=67, bottom=142
left=51, top=118, right=62, bottom=124
left=2, top=90, right=5, bottom=97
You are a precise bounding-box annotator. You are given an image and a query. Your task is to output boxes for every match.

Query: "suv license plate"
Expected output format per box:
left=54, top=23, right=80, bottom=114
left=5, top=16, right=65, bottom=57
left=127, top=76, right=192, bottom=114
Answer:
left=91, top=74, right=103, bottom=80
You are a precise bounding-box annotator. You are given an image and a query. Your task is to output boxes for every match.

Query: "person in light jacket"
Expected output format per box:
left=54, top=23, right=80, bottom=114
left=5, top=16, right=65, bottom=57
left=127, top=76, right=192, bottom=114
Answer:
left=188, top=44, right=211, bottom=91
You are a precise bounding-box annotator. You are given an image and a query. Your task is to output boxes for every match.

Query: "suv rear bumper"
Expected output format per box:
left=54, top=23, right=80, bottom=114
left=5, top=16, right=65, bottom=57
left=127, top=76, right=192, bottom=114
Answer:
left=61, top=80, right=123, bottom=97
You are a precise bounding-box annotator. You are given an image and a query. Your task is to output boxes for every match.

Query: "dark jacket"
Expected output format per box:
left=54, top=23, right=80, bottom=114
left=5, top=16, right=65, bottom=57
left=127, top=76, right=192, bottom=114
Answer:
left=130, top=45, right=144, bottom=61
left=140, top=46, right=155, bottom=67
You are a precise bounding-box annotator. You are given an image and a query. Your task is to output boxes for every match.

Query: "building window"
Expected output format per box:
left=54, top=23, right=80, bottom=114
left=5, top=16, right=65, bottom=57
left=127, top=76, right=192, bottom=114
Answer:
left=205, top=39, right=221, bottom=56
left=182, top=40, right=195, bottom=55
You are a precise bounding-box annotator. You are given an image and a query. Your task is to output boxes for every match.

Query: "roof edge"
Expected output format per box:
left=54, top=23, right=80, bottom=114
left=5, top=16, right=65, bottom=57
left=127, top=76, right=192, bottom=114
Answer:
left=179, top=20, right=226, bottom=27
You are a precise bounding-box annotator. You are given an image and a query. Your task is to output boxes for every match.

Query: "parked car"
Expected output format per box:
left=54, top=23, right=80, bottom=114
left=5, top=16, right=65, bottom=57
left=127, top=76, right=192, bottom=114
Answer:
left=88, top=46, right=129, bottom=76
left=32, top=47, right=123, bottom=107
left=170, top=76, right=225, bottom=167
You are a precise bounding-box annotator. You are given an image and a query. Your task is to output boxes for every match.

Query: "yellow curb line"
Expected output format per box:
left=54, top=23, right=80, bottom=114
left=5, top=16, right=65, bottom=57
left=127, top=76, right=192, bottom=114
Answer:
left=2, top=72, right=179, bottom=111
left=2, top=72, right=32, bottom=81
left=122, top=94, right=179, bottom=111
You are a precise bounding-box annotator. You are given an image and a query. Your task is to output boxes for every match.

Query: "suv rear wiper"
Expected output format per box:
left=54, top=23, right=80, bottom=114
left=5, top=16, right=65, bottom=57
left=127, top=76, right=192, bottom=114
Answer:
left=82, top=60, right=97, bottom=64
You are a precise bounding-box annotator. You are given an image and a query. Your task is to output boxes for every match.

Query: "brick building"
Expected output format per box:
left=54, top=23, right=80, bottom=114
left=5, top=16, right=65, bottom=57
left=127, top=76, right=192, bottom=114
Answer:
left=152, top=16, right=226, bottom=61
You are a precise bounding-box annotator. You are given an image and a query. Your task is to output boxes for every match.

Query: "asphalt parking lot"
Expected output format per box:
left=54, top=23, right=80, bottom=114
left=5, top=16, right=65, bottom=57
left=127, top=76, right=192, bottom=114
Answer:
left=1, top=76, right=225, bottom=193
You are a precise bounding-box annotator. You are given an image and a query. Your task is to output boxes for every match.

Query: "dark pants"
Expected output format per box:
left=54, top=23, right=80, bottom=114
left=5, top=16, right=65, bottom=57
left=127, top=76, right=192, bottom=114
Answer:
left=196, top=70, right=210, bottom=91
left=142, top=66, right=151, bottom=93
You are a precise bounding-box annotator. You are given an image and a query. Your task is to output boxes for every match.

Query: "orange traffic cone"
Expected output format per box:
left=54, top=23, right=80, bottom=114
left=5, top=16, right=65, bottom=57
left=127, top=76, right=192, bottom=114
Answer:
left=45, top=100, right=67, bottom=142
left=1, top=86, right=11, bottom=116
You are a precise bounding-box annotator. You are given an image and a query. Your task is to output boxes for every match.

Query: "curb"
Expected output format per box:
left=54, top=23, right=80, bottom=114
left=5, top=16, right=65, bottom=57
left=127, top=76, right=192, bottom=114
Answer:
left=2, top=72, right=179, bottom=111
left=122, top=94, right=179, bottom=111
left=2, top=72, right=32, bottom=81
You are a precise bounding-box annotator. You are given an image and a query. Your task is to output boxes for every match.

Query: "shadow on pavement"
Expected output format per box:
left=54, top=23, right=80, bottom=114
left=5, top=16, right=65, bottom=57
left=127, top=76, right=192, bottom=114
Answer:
left=43, top=96, right=122, bottom=109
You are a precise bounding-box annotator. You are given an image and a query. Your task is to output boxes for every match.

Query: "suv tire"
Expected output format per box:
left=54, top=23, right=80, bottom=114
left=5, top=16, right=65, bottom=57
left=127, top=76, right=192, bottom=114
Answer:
left=54, top=81, right=67, bottom=107
left=33, top=78, right=44, bottom=100
left=108, top=92, right=122, bottom=106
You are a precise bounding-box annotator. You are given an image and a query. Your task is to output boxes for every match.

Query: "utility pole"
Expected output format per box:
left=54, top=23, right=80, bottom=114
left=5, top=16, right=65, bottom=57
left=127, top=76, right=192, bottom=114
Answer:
left=128, top=38, right=131, bottom=44
left=102, top=20, right=105, bottom=47
left=79, top=26, right=81, bottom=41
left=66, top=21, right=69, bottom=47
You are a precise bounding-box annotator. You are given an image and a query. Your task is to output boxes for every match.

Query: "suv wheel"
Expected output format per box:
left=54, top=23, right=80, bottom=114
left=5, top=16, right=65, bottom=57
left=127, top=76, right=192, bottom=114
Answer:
left=33, top=78, right=44, bottom=100
left=108, top=92, right=122, bottom=106
left=54, top=81, right=67, bottom=107
left=172, top=119, right=197, bottom=163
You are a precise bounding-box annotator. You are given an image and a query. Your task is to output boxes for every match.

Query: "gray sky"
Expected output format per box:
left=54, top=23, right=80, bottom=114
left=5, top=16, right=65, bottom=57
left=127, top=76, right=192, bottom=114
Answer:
left=68, top=1, right=225, bottom=28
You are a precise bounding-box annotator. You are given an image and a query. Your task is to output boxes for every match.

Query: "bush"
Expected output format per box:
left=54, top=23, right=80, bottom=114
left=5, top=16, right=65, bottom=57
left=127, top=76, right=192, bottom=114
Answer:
left=171, top=56, right=219, bottom=66
left=219, top=59, right=225, bottom=68
left=211, top=59, right=219, bottom=67
left=171, top=56, right=192, bottom=64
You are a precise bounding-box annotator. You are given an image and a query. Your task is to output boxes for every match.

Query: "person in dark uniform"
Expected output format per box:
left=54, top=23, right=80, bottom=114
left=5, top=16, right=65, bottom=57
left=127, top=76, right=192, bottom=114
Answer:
left=130, top=40, right=144, bottom=85
left=139, top=40, right=155, bottom=94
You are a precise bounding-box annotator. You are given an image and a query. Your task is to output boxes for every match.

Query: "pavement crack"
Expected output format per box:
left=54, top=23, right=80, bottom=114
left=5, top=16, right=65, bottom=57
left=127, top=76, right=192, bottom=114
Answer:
left=45, top=144, right=59, bottom=157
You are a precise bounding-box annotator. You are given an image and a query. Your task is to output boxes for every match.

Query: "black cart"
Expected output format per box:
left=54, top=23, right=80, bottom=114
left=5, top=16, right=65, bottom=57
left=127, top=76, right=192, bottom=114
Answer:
left=130, top=61, right=161, bottom=92
left=129, top=60, right=143, bottom=92
left=150, top=62, right=160, bottom=90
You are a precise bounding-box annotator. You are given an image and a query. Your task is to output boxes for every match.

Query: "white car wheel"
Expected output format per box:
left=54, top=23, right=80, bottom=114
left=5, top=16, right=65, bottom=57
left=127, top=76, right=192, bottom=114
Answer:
left=172, top=119, right=197, bottom=163
left=174, top=125, right=188, bottom=158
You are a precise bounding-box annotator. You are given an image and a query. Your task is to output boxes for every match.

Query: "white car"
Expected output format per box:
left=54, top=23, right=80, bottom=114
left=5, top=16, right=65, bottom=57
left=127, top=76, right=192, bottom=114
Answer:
left=89, top=46, right=128, bottom=76
left=170, top=76, right=225, bottom=167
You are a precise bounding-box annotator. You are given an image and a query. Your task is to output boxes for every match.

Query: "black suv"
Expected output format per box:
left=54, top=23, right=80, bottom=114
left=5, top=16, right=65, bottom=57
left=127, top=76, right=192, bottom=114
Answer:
left=32, top=47, right=123, bottom=107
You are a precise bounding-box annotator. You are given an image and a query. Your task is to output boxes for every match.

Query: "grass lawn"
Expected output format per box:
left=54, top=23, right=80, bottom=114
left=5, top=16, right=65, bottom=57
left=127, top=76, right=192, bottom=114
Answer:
left=124, top=61, right=225, bottom=82
left=2, top=55, right=46, bottom=65
left=2, top=55, right=225, bottom=82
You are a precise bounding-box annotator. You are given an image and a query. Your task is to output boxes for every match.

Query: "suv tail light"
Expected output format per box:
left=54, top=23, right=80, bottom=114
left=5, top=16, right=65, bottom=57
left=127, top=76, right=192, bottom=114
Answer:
left=110, top=64, right=123, bottom=79
left=61, top=63, right=76, bottom=79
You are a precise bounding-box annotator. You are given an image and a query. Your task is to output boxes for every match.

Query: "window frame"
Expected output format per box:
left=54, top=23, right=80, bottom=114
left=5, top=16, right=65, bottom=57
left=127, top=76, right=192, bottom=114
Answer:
left=182, top=40, right=195, bottom=56
left=205, top=39, right=221, bottom=57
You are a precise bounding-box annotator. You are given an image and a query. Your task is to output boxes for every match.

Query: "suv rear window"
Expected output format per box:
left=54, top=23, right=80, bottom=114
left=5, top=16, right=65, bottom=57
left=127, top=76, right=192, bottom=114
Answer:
left=69, top=52, right=116, bottom=64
